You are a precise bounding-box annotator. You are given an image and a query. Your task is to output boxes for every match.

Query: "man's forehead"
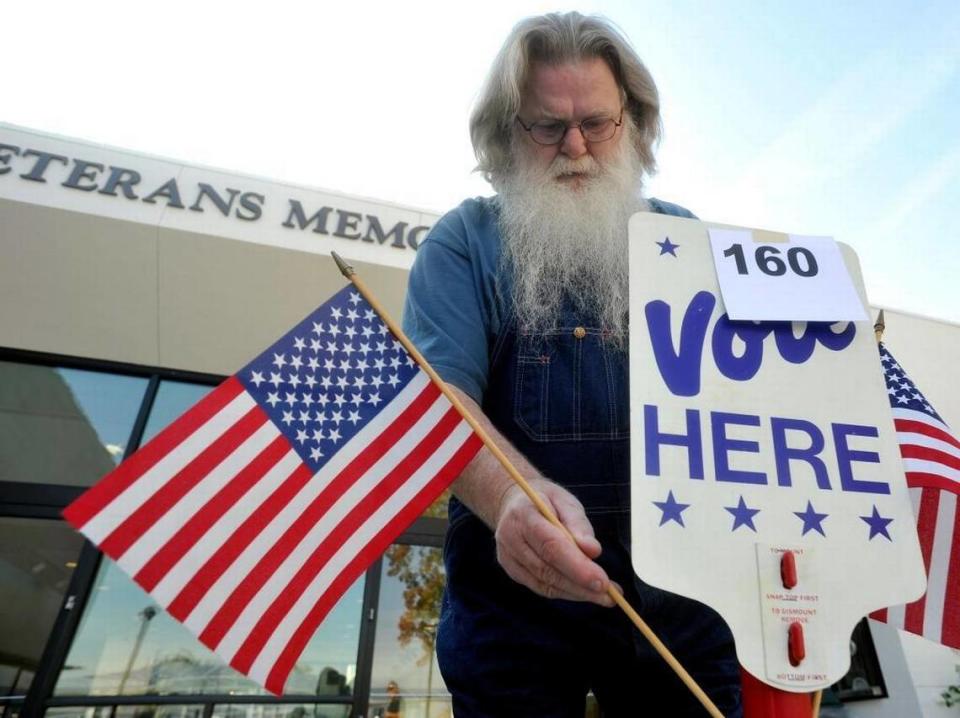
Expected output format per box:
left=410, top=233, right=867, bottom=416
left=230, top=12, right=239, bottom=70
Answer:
left=521, top=58, right=621, bottom=117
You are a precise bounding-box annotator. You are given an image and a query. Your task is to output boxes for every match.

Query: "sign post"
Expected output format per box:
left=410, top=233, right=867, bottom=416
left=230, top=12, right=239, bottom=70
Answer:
left=628, top=215, right=926, bottom=710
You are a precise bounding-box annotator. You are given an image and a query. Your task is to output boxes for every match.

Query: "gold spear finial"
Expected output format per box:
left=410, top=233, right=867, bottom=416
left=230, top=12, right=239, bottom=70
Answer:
left=331, top=252, right=355, bottom=278
left=874, top=309, right=886, bottom=344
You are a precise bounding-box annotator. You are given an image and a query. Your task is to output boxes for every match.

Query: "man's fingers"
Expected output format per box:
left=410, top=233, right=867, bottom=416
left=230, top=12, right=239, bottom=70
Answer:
left=499, top=546, right=614, bottom=606
left=522, top=513, right=610, bottom=592
left=547, top=486, right=602, bottom=557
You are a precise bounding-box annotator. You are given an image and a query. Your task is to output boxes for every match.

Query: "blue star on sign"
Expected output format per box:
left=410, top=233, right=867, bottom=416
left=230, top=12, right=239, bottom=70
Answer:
left=725, top=496, right=760, bottom=532
left=656, top=237, right=679, bottom=257
left=860, top=505, right=893, bottom=541
left=794, top=501, right=828, bottom=537
left=653, top=490, right=690, bottom=527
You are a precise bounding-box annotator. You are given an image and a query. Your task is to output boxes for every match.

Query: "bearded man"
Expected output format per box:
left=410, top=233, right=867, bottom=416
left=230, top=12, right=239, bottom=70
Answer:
left=403, top=12, right=742, bottom=717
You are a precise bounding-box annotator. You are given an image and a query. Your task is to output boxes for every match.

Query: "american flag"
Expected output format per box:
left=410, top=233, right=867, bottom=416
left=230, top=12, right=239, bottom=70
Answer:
left=64, top=284, right=482, bottom=694
left=870, top=343, right=960, bottom=648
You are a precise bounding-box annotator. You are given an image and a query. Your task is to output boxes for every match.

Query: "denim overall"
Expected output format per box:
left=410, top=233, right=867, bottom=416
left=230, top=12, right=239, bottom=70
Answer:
left=436, top=304, right=742, bottom=717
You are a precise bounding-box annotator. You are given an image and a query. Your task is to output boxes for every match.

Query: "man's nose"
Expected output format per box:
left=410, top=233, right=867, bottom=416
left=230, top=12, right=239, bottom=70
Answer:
left=559, top=125, right=589, bottom=158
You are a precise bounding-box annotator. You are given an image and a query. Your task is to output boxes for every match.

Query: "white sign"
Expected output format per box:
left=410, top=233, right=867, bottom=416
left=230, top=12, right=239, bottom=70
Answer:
left=629, top=214, right=925, bottom=691
left=708, top=228, right=868, bottom=322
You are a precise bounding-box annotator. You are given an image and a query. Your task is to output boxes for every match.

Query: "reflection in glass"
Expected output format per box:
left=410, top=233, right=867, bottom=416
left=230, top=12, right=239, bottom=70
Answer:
left=140, top=381, right=214, bottom=445
left=369, top=546, right=450, bottom=718
left=54, top=560, right=364, bottom=697
left=0, top=361, right=148, bottom=485
left=45, top=706, right=205, bottom=718
left=0, top=518, right=85, bottom=699
left=213, top=705, right=350, bottom=718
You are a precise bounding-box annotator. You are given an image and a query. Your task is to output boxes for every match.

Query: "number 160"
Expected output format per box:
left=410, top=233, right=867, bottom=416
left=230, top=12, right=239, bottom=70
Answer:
left=722, top=243, right=819, bottom=277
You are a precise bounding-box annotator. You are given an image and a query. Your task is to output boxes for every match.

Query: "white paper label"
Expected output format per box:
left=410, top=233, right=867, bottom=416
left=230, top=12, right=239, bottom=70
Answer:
left=708, top=229, right=867, bottom=322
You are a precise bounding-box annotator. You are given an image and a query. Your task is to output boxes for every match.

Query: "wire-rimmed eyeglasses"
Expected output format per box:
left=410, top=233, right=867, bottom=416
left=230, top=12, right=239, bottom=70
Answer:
left=515, top=107, right=624, bottom=146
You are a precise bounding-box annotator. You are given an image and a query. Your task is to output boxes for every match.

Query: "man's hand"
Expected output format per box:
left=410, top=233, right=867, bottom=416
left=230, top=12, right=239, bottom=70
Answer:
left=446, top=384, right=618, bottom=608
left=494, top=478, right=616, bottom=607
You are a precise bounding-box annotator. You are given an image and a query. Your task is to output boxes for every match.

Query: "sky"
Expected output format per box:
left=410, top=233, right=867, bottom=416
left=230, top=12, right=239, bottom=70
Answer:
left=3, top=0, right=958, bottom=322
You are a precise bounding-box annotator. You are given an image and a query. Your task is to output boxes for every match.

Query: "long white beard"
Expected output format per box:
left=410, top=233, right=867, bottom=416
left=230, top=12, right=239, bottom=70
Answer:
left=498, top=133, right=646, bottom=343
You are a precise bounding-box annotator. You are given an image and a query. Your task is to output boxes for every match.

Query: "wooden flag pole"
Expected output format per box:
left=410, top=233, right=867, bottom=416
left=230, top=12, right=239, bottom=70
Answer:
left=332, top=252, right=725, bottom=718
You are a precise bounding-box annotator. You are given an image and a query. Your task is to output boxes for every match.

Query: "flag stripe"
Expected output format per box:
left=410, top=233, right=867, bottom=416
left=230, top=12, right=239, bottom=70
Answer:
left=904, top=488, right=939, bottom=635
left=135, top=434, right=292, bottom=591
left=118, top=419, right=279, bottom=576
left=231, top=406, right=465, bottom=673
left=924, top=491, right=957, bottom=643
left=165, top=460, right=313, bottom=618
left=192, top=379, right=441, bottom=646
left=207, top=387, right=448, bottom=657
left=906, top=471, right=960, bottom=493
left=79, top=389, right=256, bottom=544
left=893, top=412, right=960, bottom=449
left=169, top=373, right=433, bottom=623
left=262, top=429, right=483, bottom=693
left=99, top=404, right=268, bottom=559
left=901, top=445, right=960, bottom=472
left=896, top=425, right=960, bottom=455
left=894, top=408, right=952, bottom=435
left=903, top=460, right=960, bottom=484
left=64, top=377, right=245, bottom=528
left=943, top=507, right=960, bottom=647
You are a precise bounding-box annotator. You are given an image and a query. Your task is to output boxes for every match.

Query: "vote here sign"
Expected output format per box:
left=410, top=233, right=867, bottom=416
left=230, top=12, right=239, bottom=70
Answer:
left=627, top=215, right=925, bottom=691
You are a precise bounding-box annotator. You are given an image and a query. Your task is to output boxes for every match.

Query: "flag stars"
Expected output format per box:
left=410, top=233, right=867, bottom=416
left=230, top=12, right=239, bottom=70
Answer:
left=283, top=391, right=297, bottom=406
left=312, top=321, right=324, bottom=335
left=367, top=392, right=382, bottom=406
left=304, top=375, right=318, bottom=389
left=250, top=370, right=265, bottom=387
left=269, top=372, right=283, bottom=388
left=331, top=307, right=343, bottom=320
left=296, top=429, right=308, bottom=445
left=310, top=338, right=322, bottom=352
left=272, top=353, right=287, bottom=368
left=265, top=392, right=280, bottom=408
left=364, top=309, right=376, bottom=321
left=349, top=292, right=361, bottom=305
left=293, top=336, right=306, bottom=351
left=311, top=428, right=324, bottom=443
left=290, top=355, right=303, bottom=370
left=347, top=410, right=362, bottom=425
left=346, top=308, right=359, bottom=321
left=327, top=323, right=341, bottom=338
left=328, top=410, right=343, bottom=425
left=794, top=501, right=828, bottom=536
left=333, top=393, right=347, bottom=408
left=387, top=374, right=401, bottom=388
left=309, top=447, right=324, bottom=461
left=362, top=326, right=375, bottom=339
left=328, top=427, right=342, bottom=443
left=349, top=392, right=363, bottom=407
left=298, top=410, right=311, bottom=424
left=281, top=410, right=294, bottom=426
left=288, top=374, right=302, bottom=389
left=861, top=506, right=893, bottom=541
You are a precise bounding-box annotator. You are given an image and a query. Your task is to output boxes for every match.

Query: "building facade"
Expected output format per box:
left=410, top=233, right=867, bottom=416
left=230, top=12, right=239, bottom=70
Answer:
left=1, top=124, right=957, bottom=717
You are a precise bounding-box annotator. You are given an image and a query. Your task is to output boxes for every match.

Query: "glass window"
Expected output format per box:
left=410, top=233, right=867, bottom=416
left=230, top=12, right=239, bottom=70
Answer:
left=54, top=560, right=364, bottom=697
left=213, top=705, right=350, bottom=718
left=140, top=381, right=214, bottom=445
left=369, top=546, right=449, bottom=718
left=0, top=361, right=148, bottom=486
left=0, top=518, right=85, bottom=699
left=45, top=707, right=206, bottom=718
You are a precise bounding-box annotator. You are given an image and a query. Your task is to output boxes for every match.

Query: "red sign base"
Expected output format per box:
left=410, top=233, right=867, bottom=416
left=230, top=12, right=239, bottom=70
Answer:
left=741, top=668, right=814, bottom=718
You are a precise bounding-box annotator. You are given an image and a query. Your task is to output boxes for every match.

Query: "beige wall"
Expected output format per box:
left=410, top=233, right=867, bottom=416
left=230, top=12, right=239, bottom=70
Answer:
left=0, top=199, right=410, bottom=376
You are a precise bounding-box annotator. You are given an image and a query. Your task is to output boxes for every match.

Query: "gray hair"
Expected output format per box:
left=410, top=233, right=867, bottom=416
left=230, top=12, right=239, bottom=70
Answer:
left=470, top=12, right=662, bottom=187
